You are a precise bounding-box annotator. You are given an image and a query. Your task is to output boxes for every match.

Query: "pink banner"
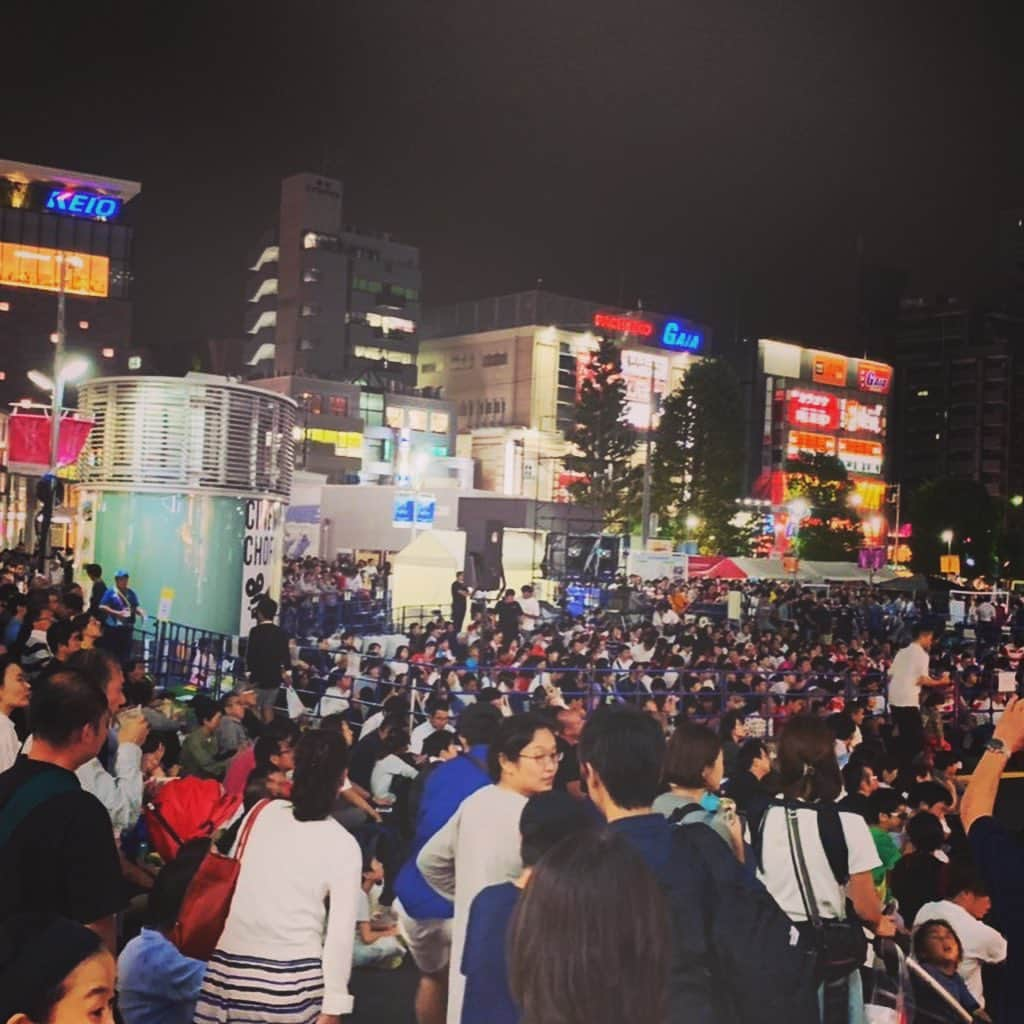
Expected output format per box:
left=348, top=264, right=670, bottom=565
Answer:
left=7, top=413, right=94, bottom=469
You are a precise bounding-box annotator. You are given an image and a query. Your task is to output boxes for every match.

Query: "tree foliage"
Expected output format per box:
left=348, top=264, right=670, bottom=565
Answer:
left=908, top=478, right=997, bottom=577
left=563, top=337, right=639, bottom=531
left=650, top=359, right=747, bottom=553
left=783, top=452, right=862, bottom=561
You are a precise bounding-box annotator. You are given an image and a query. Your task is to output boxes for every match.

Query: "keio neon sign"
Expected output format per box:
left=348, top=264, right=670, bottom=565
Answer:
left=45, top=190, right=122, bottom=221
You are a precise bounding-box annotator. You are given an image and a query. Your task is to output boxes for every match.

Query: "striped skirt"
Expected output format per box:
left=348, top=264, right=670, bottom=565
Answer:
left=194, top=950, right=325, bottom=1024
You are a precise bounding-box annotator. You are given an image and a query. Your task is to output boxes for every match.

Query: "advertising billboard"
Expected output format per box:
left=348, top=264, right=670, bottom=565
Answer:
left=839, top=398, right=885, bottom=435
left=0, top=242, right=109, bottom=298
left=786, top=389, right=840, bottom=431
left=856, top=360, right=892, bottom=395
left=810, top=351, right=848, bottom=388
left=787, top=430, right=836, bottom=457
left=758, top=340, right=893, bottom=396
left=837, top=437, right=884, bottom=475
left=620, top=349, right=668, bottom=429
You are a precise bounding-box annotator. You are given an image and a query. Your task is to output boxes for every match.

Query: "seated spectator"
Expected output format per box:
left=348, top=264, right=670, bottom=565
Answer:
left=913, top=863, right=1007, bottom=1011
left=507, top=829, right=670, bottom=1024
left=865, top=789, right=908, bottom=904
left=839, top=758, right=879, bottom=819
left=117, top=840, right=208, bottom=1024
left=215, top=691, right=249, bottom=758
left=411, top=700, right=455, bottom=755
left=353, top=838, right=406, bottom=969
left=179, top=696, right=227, bottom=780
left=0, top=913, right=117, bottom=1024
left=349, top=713, right=405, bottom=791
left=911, top=919, right=987, bottom=1022
left=461, top=790, right=592, bottom=1024
left=890, top=812, right=950, bottom=925
left=369, top=728, right=419, bottom=802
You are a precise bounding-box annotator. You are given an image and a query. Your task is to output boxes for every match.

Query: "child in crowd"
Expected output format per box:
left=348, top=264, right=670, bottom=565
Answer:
left=353, top=842, right=406, bottom=969
left=912, top=919, right=990, bottom=1023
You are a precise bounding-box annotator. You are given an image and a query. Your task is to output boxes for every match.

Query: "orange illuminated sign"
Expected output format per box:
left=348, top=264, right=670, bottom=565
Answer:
left=787, top=430, right=836, bottom=456
left=811, top=351, right=848, bottom=387
left=0, top=243, right=109, bottom=298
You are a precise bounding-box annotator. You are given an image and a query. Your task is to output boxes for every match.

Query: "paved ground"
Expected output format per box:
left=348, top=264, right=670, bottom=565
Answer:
left=350, top=958, right=418, bottom=1023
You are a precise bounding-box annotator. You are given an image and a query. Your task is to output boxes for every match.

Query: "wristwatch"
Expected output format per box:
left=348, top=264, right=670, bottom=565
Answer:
left=985, top=737, right=1012, bottom=758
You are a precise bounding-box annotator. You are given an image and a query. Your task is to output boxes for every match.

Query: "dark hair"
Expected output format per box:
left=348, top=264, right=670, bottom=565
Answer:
left=255, top=595, right=278, bottom=620
left=911, top=625, right=934, bottom=641
left=378, top=729, right=410, bottom=757
left=45, top=618, right=75, bottom=657
left=828, top=712, right=856, bottom=743
left=508, top=830, right=670, bottom=1024
left=220, top=691, right=241, bottom=713
left=141, top=732, right=165, bottom=755
left=292, top=730, right=348, bottom=821
left=948, top=862, right=989, bottom=899
left=67, top=647, right=120, bottom=692
left=578, top=705, right=665, bottom=810
left=458, top=702, right=502, bottom=746
left=777, top=715, right=843, bottom=803
left=191, top=695, right=220, bottom=726
left=913, top=918, right=962, bottom=965
left=254, top=734, right=290, bottom=769
left=663, top=721, right=722, bottom=789
left=908, top=781, right=954, bottom=810
left=866, top=788, right=905, bottom=824
left=737, top=738, right=768, bottom=773
left=487, top=713, right=553, bottom=781
left=520, top=791, right=593, bottom=867
left=85, top=563, right=103, bottom=580
left=841, top=759, right=872, bottom=796
left=147, top=839, right=209, bottom=930
left=29, top=668, right=108, bottom=746
left=905, top=811, right=944, bottom=854
left=422, top=730, right=460, bottom=758
left=718, top=710, right=745, bottom=742
left=243, top=765, right=281, bottom=810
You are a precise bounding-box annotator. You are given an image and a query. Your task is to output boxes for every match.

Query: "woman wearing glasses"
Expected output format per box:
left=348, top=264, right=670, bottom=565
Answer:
left=418, top=712, right=559, bottom=1024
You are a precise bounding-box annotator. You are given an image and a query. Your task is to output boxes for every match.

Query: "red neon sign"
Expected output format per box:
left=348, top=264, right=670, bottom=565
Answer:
left=786, top=389, right=840, bottom=431
left=593, top=312, right=654, bottom=337
left=856, top=360, right=892, bottom=395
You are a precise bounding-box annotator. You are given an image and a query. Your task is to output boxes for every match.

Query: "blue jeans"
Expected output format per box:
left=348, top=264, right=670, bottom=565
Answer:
left=353, top=934, right=403, bottom=967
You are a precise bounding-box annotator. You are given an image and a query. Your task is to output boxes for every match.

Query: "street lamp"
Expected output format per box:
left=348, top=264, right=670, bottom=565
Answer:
left=940, top=529, right=954, bottom=555
left=685, top=513, right=701, bottom=532
left=788, top=498, right=811, bottom=522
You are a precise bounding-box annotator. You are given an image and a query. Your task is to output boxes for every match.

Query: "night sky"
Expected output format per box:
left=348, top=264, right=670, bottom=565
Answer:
left=6, top=1, right=1023, bottom=367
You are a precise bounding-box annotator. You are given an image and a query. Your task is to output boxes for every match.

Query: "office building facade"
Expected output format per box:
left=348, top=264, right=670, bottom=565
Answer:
left=244, top=173, right=420, bottom=384
left=0, top=158, right=141, bottom=405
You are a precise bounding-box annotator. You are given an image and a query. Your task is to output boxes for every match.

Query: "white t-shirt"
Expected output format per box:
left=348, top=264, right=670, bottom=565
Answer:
left=756, top=803, right=881, bottom=923
left=320, top=686, right=350, bottom=715
left=370, top=753, right=419, bottom=799
left=0, top=714, right=19, bottom=774
left=888, top=642, right=931, bottom=708
left=913, top=899, right=1007, bottom=1007
left=410, top=720, right=455, bottom=755
left=519, top=597, right=541, bottom=633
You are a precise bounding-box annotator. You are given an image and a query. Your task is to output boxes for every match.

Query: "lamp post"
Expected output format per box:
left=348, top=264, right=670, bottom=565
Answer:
left=940, top=529, right=954, bottom=556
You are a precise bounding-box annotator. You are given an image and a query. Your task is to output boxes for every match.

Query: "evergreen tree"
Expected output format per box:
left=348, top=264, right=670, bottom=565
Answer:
left=783, top=451, right=862, bottom=560
left=650, top=358, right=746, bottom=552
left=563, top=337, right=639, bottom=531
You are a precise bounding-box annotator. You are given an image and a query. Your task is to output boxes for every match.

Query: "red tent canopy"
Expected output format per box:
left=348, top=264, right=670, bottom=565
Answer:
left=699, top=557, right=749, bottom=580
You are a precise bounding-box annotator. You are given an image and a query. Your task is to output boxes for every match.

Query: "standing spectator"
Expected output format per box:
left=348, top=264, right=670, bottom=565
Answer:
left=754, top=715, right=893, bottom=1023
left=194, top=730, right=362, bottom=1023
left=2, top=594, right=27, bottom=649
left=887, top=626, right=949, bottom=770
left=0, top=655, right=30, bottom=773
left=0, top=669, right=124, bottom=950
left=98, top=569, right=144, bottom=663
left=508, top=830, right=670, bottom=1024
left=0, top=913, right=117, bottom=1024
left=913, top=864, right=1007, bottom=1011
left=450, top=572, right=470, bottom=633
left=85, top=562, right=107, bottom=616
left=960, top=694, right=1024, bottom=1023
left=890, top=812, right=951, bottom=925
left=723, top=737, right=772, bottom=815
left=46, top=618, right=83, bottom=667
left=118, top=840, right=208, bottom=1024
left=461, top=790, right=592, bottom=1024
left=494, top=589, right=523, bottom=641
left=246, top=595, right=292, bottom=723
left=518, top=585, right=541, bottom=634
left=417, top=713, right=558, bottom=1024
left=21, top=604, right=54, bottom=680
left=718, top=709, right=749, bottom=778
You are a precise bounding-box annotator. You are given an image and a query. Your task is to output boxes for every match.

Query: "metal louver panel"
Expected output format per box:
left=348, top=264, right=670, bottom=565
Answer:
left=76, top=376, right=296, bottom=498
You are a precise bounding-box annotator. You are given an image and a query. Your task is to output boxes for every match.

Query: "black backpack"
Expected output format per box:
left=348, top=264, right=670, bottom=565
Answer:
left=675, top=821, right=820, bottom=1024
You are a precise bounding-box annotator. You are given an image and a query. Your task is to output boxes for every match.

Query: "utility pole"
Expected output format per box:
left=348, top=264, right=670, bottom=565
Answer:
left=37, top=254, right=67, bottom=572
left=640, top=359, right=657, bottom=549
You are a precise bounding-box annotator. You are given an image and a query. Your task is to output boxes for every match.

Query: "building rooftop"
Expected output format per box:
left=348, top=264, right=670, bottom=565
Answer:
left=0, top=158, right=141, bottom=203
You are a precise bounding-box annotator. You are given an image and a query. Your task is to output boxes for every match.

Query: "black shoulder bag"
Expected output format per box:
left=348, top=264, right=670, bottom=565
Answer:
left=784, top=805, right=867, bottom=983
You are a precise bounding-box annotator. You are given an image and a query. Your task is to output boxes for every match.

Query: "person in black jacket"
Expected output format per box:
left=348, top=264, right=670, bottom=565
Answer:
left=724, top=737, right=773, bottom=816
left=246, top=596, right=291, bottom=723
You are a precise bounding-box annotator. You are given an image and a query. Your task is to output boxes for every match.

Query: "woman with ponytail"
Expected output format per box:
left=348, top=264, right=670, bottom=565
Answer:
left=194, top=729, right=362, bottom=1024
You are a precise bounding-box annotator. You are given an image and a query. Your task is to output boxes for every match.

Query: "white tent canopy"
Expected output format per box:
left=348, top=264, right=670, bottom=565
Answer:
left=720, top=557, right=897, bottom=583
left=391, top=529, right=467, bottom=613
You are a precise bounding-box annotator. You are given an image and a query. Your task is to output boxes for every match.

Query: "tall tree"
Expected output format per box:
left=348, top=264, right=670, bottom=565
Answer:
left=783, top=452, right=862, bottom=560
left=563, top=337, right=639, bottom=531
left=650, top=358, right=747, bottom=552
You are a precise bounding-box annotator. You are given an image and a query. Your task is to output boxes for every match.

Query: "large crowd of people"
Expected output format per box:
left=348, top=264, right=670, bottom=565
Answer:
left=2, top=550, right=1024, bottom=1023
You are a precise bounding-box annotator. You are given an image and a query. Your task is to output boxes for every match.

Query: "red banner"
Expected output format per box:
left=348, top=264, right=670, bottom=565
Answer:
left=7, top=413, right=94, bottom=470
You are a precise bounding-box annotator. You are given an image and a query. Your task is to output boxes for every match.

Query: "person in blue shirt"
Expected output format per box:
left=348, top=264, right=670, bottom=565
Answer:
left=118, top=839, right=207, bottom=1024
left=98, top=569, right=144, bottom=663
left=461, top=790, right=592, bottom=1024
left=393, top=702, right=502, bottom=1024
left=911, top=919, right=985, bottom=1022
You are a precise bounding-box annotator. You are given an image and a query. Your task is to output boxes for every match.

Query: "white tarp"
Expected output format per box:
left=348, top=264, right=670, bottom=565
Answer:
left=391, top=529, right=467, bottom=613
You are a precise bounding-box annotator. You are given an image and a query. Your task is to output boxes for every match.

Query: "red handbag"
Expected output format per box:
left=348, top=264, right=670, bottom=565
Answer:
left=170, top=798, right=272, bottom=960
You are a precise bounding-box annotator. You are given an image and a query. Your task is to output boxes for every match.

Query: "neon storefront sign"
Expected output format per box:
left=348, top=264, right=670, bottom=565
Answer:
left=661, top=320, right=703, bottom=351
left=593, top=312, right=654, bottom=337
left=45, top=189, right=122, bottom=221
left=786, top=389, right=840, bottom=431
left=593, top=312, right=704, bottom=352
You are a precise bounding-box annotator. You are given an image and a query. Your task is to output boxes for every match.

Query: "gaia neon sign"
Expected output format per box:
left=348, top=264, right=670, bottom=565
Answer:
left=45, top=189, right=122, bottom=221
left=593, top=311, right=704, bottom=352
left=661, top=320, right=702, bottom=352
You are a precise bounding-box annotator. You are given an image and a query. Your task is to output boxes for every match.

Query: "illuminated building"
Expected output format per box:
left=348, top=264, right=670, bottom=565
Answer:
left=0, top=158, right=141, bottom=405
left=243, top=173, right=420, bottom=384
left=418, top=290, right=710, bottom=499
left=751, top=339, right=893, bottom=547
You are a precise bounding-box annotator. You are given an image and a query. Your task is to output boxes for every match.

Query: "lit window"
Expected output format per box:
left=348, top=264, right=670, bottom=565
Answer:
left=101, top=347, right=115, bottom=358
left=249, top=278, right=278, bottom=302
left=78, top=320, right=89, bottom=330
left=303, top=268, right=320, bottom=283
left=0, top=302, right=10, bottom=312
left=385, top=407, right=404, bottom=429
left=300, top=304, right=319, bottom=318
left=128, top=356, right=142, bottom=370
left=303, top=232, right=318, bottom=249
left=250, top=245, right=279, bottom=271
left=430, top=412, right=450, bottom=434
left=248, top=310, right=277, bottom=334
left=916, top=389, right=929, bottom=397
left=328, top=395, right=348, bottom=415
left=384, top=350, right=414, bottom=365
left=408, top=409, right=428, bottom=431
left=0, top=372, right=6, bottom=381
left=50, top=332, right=58, bottom=343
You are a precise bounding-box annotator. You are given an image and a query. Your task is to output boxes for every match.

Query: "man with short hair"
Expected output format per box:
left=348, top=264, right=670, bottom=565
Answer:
left=723, top=737, right=772, bottom=814
left=245, top=595, right=291, bottom=723
left=866, top=788, right=907, bottom=904
left=888, top=626, right=950, bottom=769
left=494, top=589, right=522, bottom=642
left=451, top=572, right=470, bottom=633
left=411, top=702, right=455, bottom=755
left=46, top=618, right=82, bottom=666
left=98, top=568, right=144, bottom=663
left=0, top=668, right=125, bottom=951
left=518, top=585, right=541, bottom=635
left=85, top=562, right=107, bottom=616
left=21, top=605, right=54, bottom=680
left=180, top=697, right=226, bottom=780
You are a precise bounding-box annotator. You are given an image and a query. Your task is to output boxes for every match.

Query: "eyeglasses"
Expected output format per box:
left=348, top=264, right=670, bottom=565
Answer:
left=519, top=750, right=564, bottom=765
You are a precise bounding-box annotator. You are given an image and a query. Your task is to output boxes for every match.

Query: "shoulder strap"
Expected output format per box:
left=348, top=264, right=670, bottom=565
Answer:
left=667, top=802, right=705, bottom=826
left=816, top=804, right=850, bottom=886
left=235, top=798, right=272, bottom=861
left=784, top=805, right=823, bottom=928
left=0, top=768, right=79, bottom=845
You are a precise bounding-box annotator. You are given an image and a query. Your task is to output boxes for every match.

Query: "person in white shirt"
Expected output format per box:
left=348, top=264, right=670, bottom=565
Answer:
left=370, top=729, right=420, bottom=801
left=410, top=703, right=455, bottom=755
left=418, top=713, right=560, bottom=1024
left=913, top=865, right=1007, bottom=1008
left=0, top=656, right=30, bottom=773
left=518, top=586, right=541, bottom=634
left=194, top=730, right=361, bottom=1022
left=887, top=626, right=950, bottom=770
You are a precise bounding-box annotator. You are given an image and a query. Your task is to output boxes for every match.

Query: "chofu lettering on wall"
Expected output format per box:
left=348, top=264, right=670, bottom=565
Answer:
left=239, top=498, right=284, bottom=635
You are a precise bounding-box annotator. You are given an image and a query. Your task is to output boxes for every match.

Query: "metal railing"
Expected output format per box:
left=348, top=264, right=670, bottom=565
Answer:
left=136, top=618, right=236, bottom=697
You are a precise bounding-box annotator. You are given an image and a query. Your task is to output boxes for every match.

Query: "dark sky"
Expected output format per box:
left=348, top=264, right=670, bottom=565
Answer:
left=6, top=1, right=1023, bottom=366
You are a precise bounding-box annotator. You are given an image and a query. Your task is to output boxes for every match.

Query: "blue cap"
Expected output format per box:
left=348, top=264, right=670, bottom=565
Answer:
left=114, top=568, right=130, bottom=578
